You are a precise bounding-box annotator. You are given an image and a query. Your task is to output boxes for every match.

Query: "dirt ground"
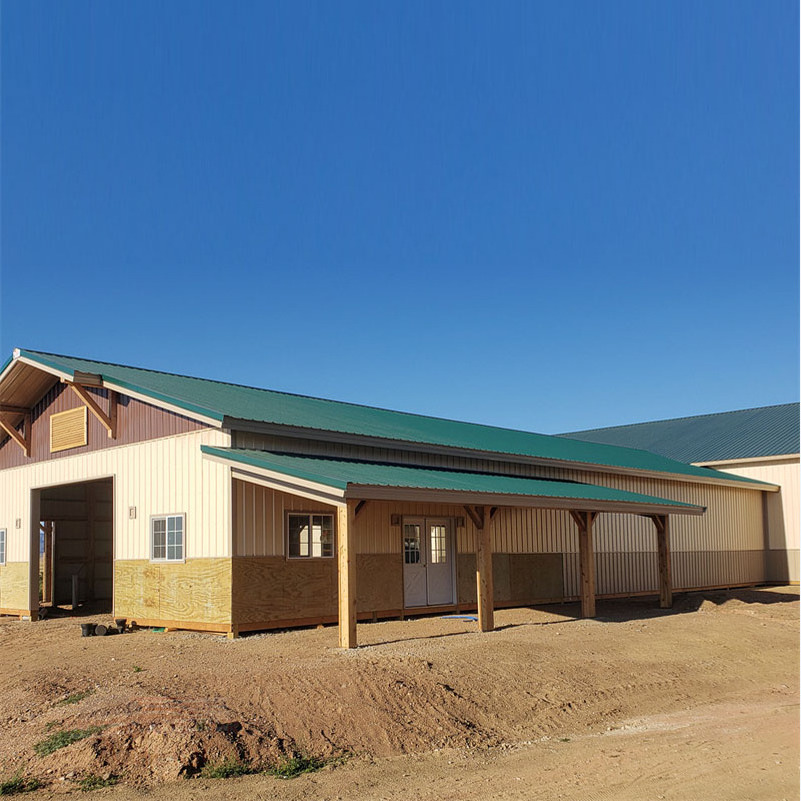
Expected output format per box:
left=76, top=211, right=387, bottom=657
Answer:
left=0, top=586, right=797, bottom=800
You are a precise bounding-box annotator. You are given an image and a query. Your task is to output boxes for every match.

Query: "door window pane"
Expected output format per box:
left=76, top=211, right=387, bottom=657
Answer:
left=404, top=524, right=421, bottom=564
left=430, top=524, right=447, bottom=564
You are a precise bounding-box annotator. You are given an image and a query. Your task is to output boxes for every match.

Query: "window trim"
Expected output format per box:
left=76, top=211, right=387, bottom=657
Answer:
left=150, top=513, right=186, bottom=563
left=285, top=511, right=336, bottom=560
left=0, top=528, right=6, bottom=566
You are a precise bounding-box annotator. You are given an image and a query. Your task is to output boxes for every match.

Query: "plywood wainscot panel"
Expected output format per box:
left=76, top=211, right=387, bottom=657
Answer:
left=157, top=559, right=232, bottom=625
left=232, top=557, right=338, bottom=626
left=0, top=562, right=31, bottom=614
left=114, top=558, right=232, bottom=626
left=356, top=553, right=404, bottom=614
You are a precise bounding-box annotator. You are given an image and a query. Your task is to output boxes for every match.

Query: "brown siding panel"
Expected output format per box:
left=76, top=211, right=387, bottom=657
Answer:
left=0, top=383, right=207, bottom=468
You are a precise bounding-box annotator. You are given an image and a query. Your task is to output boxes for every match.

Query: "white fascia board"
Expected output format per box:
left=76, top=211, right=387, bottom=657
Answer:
left=101, top=380, right=222, bottom=428
left=2, top=356, right=221, bottom=429
left=695, top=454, right=799, bottom=468
left=344, top=485, right=706, bottom=516
left=202, top=451, right=346, bottom=507
left=15, top=355, right=74, bottom=383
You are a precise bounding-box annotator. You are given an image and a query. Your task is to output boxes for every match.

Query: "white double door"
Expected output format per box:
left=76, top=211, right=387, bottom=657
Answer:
left=403, top=517, right=456, bottom=607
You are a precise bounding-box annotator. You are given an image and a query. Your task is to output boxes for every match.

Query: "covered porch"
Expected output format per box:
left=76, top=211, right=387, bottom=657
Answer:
left=202, top=447, right=706, bottom=647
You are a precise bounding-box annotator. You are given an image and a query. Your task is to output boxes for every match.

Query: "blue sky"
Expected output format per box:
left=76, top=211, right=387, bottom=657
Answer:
left=1, top=1, right=797, bottom=433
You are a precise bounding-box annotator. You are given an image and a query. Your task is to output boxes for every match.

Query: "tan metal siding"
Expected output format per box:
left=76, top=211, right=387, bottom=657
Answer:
left=0, top=383, right=207, bottom=469
left=711, top=458, right=799, bottom=582
left=0, top=429, right=232, bottom=612
left=231, top=431, right=768, bottom=594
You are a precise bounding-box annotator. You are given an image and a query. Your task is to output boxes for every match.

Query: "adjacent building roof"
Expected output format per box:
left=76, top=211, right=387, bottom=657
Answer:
left=0, top=349, right=772, bottom=489
left=201, top=447, right=706, bottom=515
left=560, top=403, right=800, bottom=463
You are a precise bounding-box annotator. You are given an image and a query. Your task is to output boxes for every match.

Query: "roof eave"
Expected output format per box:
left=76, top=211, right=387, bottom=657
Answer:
left=223, top=419, right=772, bottom=491
left=344, top=484, right=705, bottom=516
left=6, top=351, right=224, bottom=429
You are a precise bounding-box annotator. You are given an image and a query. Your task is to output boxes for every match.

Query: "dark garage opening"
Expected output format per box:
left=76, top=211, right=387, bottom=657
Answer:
left=37, top=478, right=113, bottom=613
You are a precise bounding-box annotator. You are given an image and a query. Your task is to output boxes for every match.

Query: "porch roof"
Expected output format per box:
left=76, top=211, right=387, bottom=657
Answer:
left=201, top=446, right=706, bottom=516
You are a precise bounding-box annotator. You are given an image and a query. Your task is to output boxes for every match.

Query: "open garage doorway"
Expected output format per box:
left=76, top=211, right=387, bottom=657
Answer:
left=34, top=478, right=113, bottom=615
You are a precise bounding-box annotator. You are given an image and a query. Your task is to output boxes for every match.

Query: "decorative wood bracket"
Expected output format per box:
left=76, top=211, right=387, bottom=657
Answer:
left=569, top=510, right=597, bottom=531
left=64, top=381, right=118, bottom=439
left=0, top=413, right=31, bottom=457
left=354, top=500, right=368, bottom=518
left=464, top=505, right=485, bottom=529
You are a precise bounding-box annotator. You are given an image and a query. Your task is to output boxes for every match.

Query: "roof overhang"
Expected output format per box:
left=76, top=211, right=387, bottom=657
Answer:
left=201, top=446, right=706, bottom=517
left=223, top=418, right=775, bottom=492
left=0, top=350, right=223, bottom=429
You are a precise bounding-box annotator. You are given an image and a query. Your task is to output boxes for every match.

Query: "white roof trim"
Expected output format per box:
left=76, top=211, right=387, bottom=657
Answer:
left=202, top=451, right=346, bottom=507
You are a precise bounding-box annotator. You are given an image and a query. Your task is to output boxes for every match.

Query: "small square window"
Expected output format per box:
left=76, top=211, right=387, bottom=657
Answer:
left=151, top=515, right=184, bottom=562
left=287, top=513, right=334, bottom=558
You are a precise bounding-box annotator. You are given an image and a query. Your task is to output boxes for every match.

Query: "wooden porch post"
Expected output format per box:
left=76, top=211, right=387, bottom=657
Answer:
left=475, top=505, right=494, bottom=632
left=338, top=500, right=357, bottom=649
left=652, top=514, right=673, bottom=609
left=570, top=510, right=597, bottom=618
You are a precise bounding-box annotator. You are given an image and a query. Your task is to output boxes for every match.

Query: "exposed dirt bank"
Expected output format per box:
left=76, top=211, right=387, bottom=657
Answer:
left=0, top=587, right=797, bottom=799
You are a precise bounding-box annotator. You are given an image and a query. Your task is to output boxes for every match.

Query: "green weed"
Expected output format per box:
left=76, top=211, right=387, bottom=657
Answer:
left=132, top=666, right=143, bottom=673
left=0, top=773, right=42, bottom=795
left=55, top=689, right=93, bottom=707
left=266, top=754, right=327, bottom=779
left=77, top=774, right=118, bottom=791
left=34, top=727, right=103, bottom=756
left=198, top=759, right=255, bottom=779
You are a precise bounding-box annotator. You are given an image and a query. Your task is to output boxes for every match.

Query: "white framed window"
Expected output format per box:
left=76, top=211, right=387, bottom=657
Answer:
left=0, top=529, right=6, bottom=565
left=151, top=514, right=185, bottom=562
left=287, top=512, right=334, bottom=558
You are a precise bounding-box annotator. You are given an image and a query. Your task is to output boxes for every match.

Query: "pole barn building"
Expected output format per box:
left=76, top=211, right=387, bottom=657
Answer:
left=0, top=349, right=778, bottom=647
left=561, top=403, right=799, bottom=584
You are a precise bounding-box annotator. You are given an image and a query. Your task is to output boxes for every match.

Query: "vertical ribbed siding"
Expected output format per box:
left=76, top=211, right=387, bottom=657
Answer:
left=716, top=459, right=799, bottom=552
left=229, top=430, right=769, bottom=595
left=0, top=428, right=231, bottom=565
left=0, top=383, right=207, bottom=469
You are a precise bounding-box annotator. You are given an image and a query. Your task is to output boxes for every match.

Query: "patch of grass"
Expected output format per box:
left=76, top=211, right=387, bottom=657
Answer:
left=55, top=689, right=93, bottom=707
left=266, top=754, right=327, bottom=779
left=198, top=759, right=255, bottom=779
left=34, top=727, right=103, bottom=757
left=77, top=774, right=118, bottom=791
left=0, top=773, right=42, bottom=795
left=132, top=665, right=143, bottom=673
left=558, top=737, right=571, bottom=743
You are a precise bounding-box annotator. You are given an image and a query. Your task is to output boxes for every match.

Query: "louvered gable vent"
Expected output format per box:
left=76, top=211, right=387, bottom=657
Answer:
left=50, top=406, right=87, bottom=452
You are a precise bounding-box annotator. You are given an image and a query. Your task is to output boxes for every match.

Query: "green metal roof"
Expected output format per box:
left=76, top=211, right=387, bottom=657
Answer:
left=201, top=447, right=705, bottom=513
left=561, top=403, right=800, bottom=463
left=5, top=349, right=771, bottom=488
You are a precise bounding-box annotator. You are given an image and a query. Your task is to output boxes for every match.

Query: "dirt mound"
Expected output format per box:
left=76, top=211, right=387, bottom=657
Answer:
left=0, top=587, right=797, bottom=794
left=32, top=696, right=291, bottom=785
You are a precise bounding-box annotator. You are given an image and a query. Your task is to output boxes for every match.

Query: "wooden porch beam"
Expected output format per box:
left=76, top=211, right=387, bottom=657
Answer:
left=475, top=504, right=495, bottom=633
left=65, top=382, right=117, bottom=439
left=0, top=413, right=31, bottom=457
left=337, top=500, right=357, bottom=649
left=571, top=510, right=597, bottom=618
left=0, top=404, right=30, bottom=414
